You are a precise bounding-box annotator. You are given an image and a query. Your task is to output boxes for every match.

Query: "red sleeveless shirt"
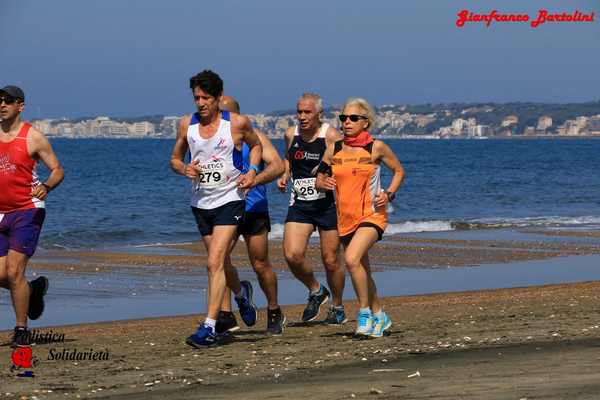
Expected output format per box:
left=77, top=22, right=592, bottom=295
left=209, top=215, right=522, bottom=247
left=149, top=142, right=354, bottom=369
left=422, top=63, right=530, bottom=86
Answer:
left=0, top=123, right=44, bottom=213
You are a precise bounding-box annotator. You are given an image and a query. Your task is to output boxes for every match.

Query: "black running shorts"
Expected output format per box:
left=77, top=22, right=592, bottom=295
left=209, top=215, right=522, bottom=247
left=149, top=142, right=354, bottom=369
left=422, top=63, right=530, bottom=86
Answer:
left=285, top=204, right=337, bottom=231
left=191, top=200, right=245, bottom=236
left=238, top=212, right=271, bottom=236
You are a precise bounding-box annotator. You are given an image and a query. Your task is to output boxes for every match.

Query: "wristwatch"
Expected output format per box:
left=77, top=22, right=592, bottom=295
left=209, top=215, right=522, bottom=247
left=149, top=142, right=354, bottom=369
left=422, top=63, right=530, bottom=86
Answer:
left=385, top=191, right=396, bottom=202
left=42, top=183, right=53, bottom=192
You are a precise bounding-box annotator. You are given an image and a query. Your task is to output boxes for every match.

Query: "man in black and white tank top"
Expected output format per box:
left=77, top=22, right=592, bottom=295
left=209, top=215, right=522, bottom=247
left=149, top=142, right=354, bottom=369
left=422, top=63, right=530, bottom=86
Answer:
left=170, top=70, right=263, bottom=347
left=276, top=93, right=347, bottom=325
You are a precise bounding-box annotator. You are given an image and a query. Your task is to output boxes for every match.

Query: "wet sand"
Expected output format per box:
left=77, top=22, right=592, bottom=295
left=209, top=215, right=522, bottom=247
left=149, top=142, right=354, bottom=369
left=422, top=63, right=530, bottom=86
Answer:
left=2, top=229, right=600, bottom=398
left=523, top=229, right=600, bottom=239
left=30, top=231, right=600, bottom=273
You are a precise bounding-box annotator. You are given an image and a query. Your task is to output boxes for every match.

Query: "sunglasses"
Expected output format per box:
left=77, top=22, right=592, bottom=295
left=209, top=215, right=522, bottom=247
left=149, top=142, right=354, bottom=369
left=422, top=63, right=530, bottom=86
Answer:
left=338, top=114, right=368, bottom=123
left=0, top=96, right=17, bottom=105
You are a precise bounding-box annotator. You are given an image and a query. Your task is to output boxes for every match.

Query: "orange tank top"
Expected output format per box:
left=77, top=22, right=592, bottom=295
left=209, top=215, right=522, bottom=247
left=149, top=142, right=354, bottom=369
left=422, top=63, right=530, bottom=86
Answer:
left=331, top=140, right=387, bottom=236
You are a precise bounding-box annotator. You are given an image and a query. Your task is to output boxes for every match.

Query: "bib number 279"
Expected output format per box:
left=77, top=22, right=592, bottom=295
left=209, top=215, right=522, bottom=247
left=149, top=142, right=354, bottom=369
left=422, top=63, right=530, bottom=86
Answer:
left=198, top=171, right=221, bottom=184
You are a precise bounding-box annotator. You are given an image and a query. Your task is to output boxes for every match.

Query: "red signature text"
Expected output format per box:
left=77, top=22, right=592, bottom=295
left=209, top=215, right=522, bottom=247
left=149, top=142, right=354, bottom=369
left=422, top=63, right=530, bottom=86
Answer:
left=456, top=9, right=595, bottom=28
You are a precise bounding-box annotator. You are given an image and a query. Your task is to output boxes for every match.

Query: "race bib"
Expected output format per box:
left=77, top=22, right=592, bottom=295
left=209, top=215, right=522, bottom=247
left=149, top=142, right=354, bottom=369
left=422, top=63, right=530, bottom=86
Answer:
left=293, top=178, right=325, bottom=201
left=195, top=160, right=226, bottom=189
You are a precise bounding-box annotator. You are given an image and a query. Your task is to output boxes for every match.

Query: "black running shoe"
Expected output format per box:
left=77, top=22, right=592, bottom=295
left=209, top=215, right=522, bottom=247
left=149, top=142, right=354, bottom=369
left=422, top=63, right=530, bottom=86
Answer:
left=28, top=276, right=49, bottom=320
left=301, top=285, right=330, bottom=322
left=215, top=311, right=240, bottom=335
left=266, top=308, right=286, bottom=335
left=11, top=326, right=31, bottom=348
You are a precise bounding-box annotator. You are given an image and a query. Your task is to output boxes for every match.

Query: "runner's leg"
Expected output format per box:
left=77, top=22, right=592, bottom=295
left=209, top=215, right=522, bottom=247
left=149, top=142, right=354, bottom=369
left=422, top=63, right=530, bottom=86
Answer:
left=0, top=256, right=8, bottom=288
left=343, top=227, right=379, bottom=309
left=318, top=227, right=344, bottom=306
left=283, top=222, right=319, bottom=292
left=203, top=225, right=240, bottom=320
left=222, top=236, right=242, bottom=312
left=6, top=250, right=31, bottom=327
left=360, top=252, right=382, bottom=313
left=245, top=230, right=279, bottom=309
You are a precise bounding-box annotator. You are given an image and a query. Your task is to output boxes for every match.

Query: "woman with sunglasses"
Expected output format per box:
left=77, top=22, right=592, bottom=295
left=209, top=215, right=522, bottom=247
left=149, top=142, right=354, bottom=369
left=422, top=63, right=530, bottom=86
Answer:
left=315, top=97, right=404, bottom=338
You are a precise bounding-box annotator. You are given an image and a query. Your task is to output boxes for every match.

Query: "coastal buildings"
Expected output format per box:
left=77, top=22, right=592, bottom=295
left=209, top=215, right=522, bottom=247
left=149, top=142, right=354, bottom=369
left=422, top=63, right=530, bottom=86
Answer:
left=537, top=116, right=552, bottom=131
left=34, top=116, right=173, bottom=138
left=588, top=116, right=600, bottom=135
left=501, top=115, right=519, bottom=127
left=31, top=106, right=600, bottom=139
left=159, top=117, right=180, bottom=137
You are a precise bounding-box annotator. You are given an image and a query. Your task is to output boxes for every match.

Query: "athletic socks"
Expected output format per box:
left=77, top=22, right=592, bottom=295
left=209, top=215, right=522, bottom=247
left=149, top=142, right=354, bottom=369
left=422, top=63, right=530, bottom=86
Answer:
left=204, top=318, right=216, bottom=333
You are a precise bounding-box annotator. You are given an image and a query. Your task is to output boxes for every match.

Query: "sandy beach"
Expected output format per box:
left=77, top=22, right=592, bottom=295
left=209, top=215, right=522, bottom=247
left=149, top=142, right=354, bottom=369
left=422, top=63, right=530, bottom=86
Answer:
left=2, top=281, right=600, bottom=399
left=2, top=230, right=600, bottom=399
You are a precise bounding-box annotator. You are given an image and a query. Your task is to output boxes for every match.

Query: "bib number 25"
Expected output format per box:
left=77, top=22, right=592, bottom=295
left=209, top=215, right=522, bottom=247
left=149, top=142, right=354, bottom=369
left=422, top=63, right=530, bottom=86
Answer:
left=293, top=178, right=324, bottom=201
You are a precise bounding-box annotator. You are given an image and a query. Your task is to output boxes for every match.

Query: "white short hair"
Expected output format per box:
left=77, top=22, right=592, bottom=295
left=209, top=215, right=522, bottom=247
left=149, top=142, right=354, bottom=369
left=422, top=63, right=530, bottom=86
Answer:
left=298, top=93, right=323, bottom=113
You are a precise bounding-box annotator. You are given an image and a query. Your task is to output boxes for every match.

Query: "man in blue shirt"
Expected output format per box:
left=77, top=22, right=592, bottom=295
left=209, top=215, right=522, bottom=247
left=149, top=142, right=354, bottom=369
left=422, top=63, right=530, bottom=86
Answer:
left=218, top=96, right=286, bottom=335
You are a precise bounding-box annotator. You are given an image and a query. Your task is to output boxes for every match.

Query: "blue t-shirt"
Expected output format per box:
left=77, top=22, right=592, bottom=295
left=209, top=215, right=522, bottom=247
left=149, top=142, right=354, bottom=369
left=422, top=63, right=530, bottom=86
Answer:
left=242, top=143, right=268, bottom=213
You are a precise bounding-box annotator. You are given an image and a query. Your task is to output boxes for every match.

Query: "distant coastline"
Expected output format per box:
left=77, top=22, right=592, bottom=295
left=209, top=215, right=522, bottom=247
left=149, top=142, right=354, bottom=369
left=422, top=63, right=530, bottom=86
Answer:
left=45, top=134, right=600, bottom=140
left=34, top=101, right=600, bottom=140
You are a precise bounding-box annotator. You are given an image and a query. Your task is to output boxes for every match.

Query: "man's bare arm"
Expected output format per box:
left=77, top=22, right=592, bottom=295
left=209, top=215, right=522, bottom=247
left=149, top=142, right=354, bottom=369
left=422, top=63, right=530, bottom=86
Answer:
left=233, top=114, right=262, bottom=189
left=240, top=116, right=262, bottom=168
left=170, top=116, right=199, bottom=179
left=254, top=131, right=284, bottom=186
left=277, top=127, right=295, bottom=192
left=29, top=129, right=64, bottom=200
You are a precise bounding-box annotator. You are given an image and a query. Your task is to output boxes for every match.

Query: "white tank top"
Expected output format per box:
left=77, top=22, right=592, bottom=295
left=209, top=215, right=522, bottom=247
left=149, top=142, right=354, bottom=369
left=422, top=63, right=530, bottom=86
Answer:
left=187, top=111, right=244, bottom=209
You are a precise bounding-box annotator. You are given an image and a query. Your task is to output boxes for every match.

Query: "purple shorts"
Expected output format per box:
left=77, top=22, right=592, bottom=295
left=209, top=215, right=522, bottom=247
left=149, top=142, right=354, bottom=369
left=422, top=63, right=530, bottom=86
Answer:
left=0, top=209, right=46, bottom=257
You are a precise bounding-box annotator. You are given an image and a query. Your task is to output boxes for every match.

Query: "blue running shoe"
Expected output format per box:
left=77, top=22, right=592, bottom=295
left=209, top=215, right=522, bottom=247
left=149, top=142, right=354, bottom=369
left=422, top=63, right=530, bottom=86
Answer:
left=235, top=280, right=257, bottom=327
left=186, top=324, right=219, bottom=348
left=354, top=310, right=374, bottom=337
left=302, top=285, right=330, bottom=322
left=323, top=306, right=348, bottom=325
left=371, top=311, right=392, bottom=338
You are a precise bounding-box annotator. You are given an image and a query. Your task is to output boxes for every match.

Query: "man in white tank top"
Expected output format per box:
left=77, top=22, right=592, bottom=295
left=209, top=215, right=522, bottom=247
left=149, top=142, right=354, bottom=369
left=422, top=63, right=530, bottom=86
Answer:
left=170, top=70, right=262, bottom=347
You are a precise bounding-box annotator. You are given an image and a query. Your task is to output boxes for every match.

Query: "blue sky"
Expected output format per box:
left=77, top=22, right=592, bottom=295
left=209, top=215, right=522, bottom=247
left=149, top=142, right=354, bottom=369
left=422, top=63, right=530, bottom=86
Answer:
left=1, top=0, right=598, bottom=119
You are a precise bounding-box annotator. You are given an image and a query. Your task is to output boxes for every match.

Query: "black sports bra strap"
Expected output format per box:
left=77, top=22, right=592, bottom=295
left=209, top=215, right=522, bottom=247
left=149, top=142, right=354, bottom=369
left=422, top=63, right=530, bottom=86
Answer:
left=333, top=140, right=343, bottom=155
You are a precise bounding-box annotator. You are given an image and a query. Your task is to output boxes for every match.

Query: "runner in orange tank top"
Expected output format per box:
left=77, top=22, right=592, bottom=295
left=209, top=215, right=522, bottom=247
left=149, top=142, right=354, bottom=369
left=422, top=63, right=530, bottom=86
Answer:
left=330, top=142, right=387, bottom=239
left=316, top=97, right=404, bottom=339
